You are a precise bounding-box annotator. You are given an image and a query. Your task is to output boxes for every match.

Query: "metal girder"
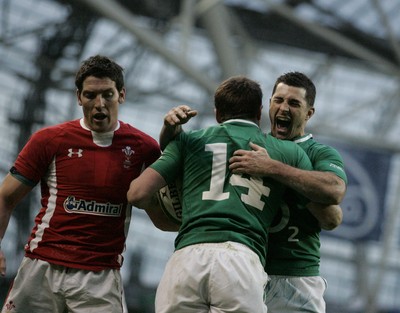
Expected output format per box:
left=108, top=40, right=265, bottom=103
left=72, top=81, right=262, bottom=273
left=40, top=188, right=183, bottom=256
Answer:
left=171, top=0, right=244, bottom=78
left=374, top=90, right=400, bottom=137
left=178, top=0, right=196, bottom=57
left=196, top=0, right=242, bottom=78
left=263, top=0, right=400, bottom=78
left=371, top=0, right=400, bottom=65
left=76, top=0, right=218, bottom=94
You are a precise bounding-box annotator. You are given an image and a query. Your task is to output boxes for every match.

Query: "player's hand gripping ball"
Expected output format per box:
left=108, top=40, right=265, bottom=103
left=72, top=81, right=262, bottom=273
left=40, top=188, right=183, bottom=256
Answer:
left=157, top=179, right=182, bottom=224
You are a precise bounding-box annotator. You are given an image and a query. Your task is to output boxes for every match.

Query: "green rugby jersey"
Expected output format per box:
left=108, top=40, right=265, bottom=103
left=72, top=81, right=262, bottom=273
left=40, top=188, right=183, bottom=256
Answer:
left=151, top=120, right=313, bottom=266
left=265, top=134, right=347, bottom=276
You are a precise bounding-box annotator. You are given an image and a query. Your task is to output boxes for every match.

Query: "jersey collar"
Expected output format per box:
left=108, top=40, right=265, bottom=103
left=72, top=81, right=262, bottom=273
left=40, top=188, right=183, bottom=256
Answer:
left=222, top=119, right=260, bottom=128
left=293, top=133, right=313, bottom=144
left=79, top=118, right=120, bottom=132
left=79, top=118, right=121, bottom=147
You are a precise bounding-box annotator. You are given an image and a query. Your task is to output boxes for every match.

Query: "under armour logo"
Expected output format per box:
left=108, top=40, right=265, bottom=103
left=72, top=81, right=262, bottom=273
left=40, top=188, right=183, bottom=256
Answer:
left=68, top=148, right=83, bottom=158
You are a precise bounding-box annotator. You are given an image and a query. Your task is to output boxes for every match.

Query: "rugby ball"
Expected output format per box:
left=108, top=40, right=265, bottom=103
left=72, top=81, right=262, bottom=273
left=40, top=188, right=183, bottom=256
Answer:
left=157, top=180, right=183, bottom=224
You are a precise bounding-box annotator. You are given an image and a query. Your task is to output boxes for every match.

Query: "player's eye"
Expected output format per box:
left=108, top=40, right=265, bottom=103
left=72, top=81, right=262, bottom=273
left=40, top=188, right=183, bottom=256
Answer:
left=288, top=100, right=301, bottom=107
left=103, top=91, right=114, bottom=100
left=83, top=92, right=96, bottom=99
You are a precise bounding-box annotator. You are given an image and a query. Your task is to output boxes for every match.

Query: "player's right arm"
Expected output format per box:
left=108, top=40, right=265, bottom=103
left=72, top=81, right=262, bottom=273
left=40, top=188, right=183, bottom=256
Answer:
left=0, top=173, right=33, bottom=276
left=127, top=168, right=179, bottom=232
left=229, top=142, right=344, bottom=230
left=141, top=191, right=180, bottom=232
left=159, top=105, right=197, bottom=150
left=306, top=202, right=342, bottom=230
left=229, top=142, right=345, bottom=205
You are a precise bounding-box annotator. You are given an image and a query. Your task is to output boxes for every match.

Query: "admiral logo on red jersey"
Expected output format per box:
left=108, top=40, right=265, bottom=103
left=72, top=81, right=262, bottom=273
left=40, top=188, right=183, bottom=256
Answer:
left=63, top=196, right=122, bottom=216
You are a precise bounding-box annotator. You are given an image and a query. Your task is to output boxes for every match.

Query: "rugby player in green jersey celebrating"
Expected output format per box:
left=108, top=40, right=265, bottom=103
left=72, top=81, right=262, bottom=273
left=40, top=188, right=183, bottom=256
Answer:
left=127, top=76, right=314, bottom=313
left=160, top=72, right=347, bottom=313
left=229, top=72, right=348, bottom=313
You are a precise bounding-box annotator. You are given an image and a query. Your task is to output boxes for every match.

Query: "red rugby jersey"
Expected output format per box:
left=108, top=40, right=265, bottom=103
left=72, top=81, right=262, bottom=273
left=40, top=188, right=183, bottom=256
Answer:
left=13, top=119, right=160, bottom=271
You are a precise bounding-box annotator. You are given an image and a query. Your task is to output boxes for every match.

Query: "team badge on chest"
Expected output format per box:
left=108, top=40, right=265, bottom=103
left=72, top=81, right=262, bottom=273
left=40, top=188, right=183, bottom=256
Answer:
left=122, top=146, right=135, bottom=169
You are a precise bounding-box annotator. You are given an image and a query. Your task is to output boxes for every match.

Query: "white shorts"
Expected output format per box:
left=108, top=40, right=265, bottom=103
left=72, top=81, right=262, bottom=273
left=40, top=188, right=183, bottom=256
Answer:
left=155, top=241, right=269, bottom=313
left=264, top=275, right=327, bottom=313
left=1, top=257, right=127, bottom=313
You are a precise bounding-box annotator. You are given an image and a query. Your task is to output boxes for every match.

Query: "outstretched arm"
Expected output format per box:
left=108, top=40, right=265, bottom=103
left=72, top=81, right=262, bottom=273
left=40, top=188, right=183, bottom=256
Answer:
left=229, top=142, right=346, bottom=204
left=159, top=105, right=197, bottom=150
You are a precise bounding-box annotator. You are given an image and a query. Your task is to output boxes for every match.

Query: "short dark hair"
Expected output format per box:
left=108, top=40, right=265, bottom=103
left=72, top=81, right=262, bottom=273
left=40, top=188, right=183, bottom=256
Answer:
left=214, top=76, right=263, bottom=122
left=272, top=72, right=316, bottom=107
left=75, top=55, right=125, bottom=92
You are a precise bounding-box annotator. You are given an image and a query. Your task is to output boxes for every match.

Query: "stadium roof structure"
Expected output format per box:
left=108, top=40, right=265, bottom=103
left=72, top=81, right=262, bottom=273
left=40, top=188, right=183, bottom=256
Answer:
left=1, top=1, right=400, bottom=312
left=1, top=0, right=400, bottom=154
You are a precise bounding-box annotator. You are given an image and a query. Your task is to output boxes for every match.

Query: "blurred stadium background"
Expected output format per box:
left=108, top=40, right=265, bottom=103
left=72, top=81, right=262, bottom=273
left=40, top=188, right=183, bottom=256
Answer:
left=0, top=0, right=400, bottom=312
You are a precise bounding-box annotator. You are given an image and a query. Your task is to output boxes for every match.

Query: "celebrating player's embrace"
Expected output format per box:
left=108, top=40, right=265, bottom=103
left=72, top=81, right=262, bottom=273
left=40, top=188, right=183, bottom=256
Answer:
left=0, top=58, right=346, bottom=313
left=128, top=73, right=347, bottom=313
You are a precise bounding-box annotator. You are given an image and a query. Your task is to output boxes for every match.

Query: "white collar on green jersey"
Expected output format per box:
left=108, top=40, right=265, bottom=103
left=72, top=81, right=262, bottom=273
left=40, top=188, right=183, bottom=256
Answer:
left=293, top=133, right=313, bottom=143
left=222, top=119, right=260, bottom=128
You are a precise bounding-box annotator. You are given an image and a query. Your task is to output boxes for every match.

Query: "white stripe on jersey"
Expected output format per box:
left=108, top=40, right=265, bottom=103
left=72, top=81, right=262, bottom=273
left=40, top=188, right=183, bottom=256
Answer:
left=28, top=157, right=57, bottom=252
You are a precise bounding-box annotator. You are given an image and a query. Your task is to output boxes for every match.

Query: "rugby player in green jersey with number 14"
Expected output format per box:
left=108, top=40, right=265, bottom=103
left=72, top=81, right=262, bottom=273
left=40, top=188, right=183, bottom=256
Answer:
left=160, top=72, right=347, bottom=313
left=127, top=75, right=314, bottom=313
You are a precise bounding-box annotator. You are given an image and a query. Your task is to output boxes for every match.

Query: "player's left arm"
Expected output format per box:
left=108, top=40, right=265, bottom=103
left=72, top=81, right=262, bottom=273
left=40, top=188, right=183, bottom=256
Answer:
left=127, top=168, right=179, bottom=231
left=307, top=202, right=343, bottom=230
left=229, top=142, right=346, bottom=205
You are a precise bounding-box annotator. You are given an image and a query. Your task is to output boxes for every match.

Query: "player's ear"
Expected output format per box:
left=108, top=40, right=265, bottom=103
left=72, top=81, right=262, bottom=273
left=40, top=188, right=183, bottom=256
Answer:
left=257, top=105, right=263, bottom=121
left=118, top=88, right=126, bottom=104
left=76, top=89, right=82, bottom=106
left=215, top=108, right=222, bottom=123
left=306, top=107, right=315, bottom=120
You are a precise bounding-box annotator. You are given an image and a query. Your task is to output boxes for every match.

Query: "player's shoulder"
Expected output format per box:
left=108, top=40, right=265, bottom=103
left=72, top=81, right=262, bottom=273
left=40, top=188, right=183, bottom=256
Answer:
left=118, top=120, right=143, bottom=134
left=119, top=121, right=158, bottom=143
left=266, top=133, right=300, bottom=151
left=177, top=125, right=213, bottom=142
left=32, top=119, right=79, bottom=141
left=300, top=135, right=341, bottom=156
left=265, top=134, right=312, bottom=167
left=36, top=119, right=78, bottom=131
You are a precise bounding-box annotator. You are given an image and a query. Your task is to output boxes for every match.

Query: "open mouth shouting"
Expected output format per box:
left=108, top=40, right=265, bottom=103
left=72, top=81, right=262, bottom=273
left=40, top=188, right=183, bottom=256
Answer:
left=274, top=116, right=291, bottom=139
left=93, top=112, right=108, bottom=122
